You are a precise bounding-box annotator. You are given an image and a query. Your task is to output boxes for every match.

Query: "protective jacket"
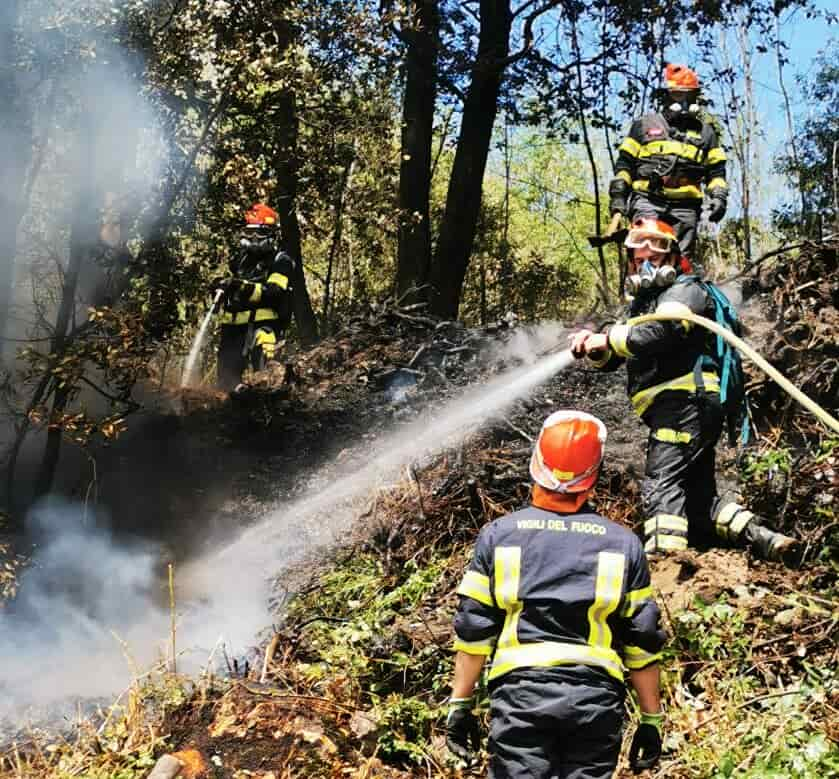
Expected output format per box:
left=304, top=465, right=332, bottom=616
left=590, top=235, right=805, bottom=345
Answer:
left=589, top=276, right=719, bottom=420
left=454, top=501, right=665, bottom=684
left=610, top=111, right=727, bottom=207
left=219, top=245, right=294, bottom=327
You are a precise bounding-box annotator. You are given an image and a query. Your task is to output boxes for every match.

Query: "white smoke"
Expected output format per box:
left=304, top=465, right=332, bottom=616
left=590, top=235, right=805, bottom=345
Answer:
left=0, top=499, right=169, bottom=716
left=1, top=324, right=575, bottom=719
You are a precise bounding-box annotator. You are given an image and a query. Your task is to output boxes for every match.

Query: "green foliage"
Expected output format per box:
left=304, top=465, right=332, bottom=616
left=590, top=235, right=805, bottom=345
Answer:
left=372, top=695, right=437, bottom=764
left=673, top=596, right=751, bottom=663
left=743, top=446, right=792, bottom=482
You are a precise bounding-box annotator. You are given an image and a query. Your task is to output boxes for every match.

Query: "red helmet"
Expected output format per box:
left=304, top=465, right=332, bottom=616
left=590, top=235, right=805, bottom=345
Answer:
left=624, top=217, right=677, bottom=254
left=529, top=410, right=607, bottom=493
left=664, top=63, right=699, bottom=92
left=244, top=203, right=279, bottom=227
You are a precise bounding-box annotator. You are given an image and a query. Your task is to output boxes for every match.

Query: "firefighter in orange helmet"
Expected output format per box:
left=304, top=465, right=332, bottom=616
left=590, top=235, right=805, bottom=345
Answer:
left=608, top=64, right=728, bottom=258
left=446, top=410, right=666, bottom=777
left=570, top=219, right=798, bottom=563
left=214, top=204, right=295, bottom=390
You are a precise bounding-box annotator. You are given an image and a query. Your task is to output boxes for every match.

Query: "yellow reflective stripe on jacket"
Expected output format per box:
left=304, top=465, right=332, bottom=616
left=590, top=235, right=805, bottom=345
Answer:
left=653, top=428, right=692, bottom=444
left=619, top=137, right=642, bottom=157
left=220, top=307, right=281, bottom=325
left=645, top=535, right=688, bottom=552
left=457, top=570, right=495, bottom=608
left=638, top=140, right=703, bottom=161
left=620, top=586, right=653, bottom=618
left=587, top=552, right=625, bottom=651
left=615, top=170, right=633, bottom=184
left=453, top=636, right=496, bottom=656
left=644, top=515, right=689, bottom=536
left=588, top=348, right=613, bottom=368
left=631, top=370, right=720, bottom=416
left=632, top=180, right=704, bottom=200
left=490, top=640, right=625, bottom=682
left=706, top=147, right=727, bottom=165
left=608, top=324, right=632, bottom=358
left=267, top=272, right=289, bottom=290
left=706, top=177, right=727, bottom=191
left=622, top=644, right=662, bottom=670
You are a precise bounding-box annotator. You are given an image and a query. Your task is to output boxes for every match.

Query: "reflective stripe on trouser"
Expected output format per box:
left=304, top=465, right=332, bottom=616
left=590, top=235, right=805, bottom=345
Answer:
left=642, top=394, right=724, bottom=551
left=488, top=667, right=623, bottom=779
left=217, top=321, right=282, bottom=390
left=253, top=326, right=278, bottom=360
left=712, top=502, right=755, bottom=542
left=628, top=191, right=700, bottom=256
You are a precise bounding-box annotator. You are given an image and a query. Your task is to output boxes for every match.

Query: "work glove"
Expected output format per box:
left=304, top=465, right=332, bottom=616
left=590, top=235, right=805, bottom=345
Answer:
left=629, top=712, right=663, bottom=773
left=445, top=697, right=481, bottom=765
left=706, top=196, right=726, bottom=223
left=609, top=198, right=627, bottom=217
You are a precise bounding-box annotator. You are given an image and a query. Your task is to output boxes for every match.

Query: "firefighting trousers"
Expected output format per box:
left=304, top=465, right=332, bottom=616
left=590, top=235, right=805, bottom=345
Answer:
left=628, top=192, right=700, bottom=257
left=641, top=393, right=735, bottom=552
left=488, top=667, right=624, bottom=779
left=217, top=322, right=281, bottom=390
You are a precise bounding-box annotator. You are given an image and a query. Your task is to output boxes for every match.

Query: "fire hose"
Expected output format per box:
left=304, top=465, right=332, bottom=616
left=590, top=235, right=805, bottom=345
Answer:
left=611, top=311, right=839, bottom=435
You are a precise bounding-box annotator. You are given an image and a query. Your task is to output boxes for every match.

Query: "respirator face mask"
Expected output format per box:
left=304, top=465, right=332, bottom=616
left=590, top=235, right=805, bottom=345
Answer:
left=666, top=91, right=700, bottom=116
left=625, top=259, right=677, bottom=295
left=624, top=229, right=677, bottom=295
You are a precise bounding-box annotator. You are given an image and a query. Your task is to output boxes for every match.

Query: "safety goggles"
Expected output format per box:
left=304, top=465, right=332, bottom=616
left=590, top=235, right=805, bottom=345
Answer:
left=624, top=230, right=672, bottom=253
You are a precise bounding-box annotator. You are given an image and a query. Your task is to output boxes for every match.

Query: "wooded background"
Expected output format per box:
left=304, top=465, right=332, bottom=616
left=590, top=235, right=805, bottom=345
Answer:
left=0, top=0, right=836, bottom=509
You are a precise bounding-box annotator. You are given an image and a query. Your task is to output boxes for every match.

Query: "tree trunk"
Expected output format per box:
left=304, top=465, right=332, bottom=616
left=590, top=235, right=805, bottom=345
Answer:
left=273, top=15, right=318, bottom=344
left=395, top=0, right=439, bottom=301
left=34, top=110, right=99, bottom=499
left=428, top=0, right=512, bottom=319
left=0, top=0, right=30, bottom=359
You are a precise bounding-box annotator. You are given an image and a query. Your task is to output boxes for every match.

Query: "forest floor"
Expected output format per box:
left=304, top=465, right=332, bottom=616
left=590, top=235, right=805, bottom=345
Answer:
left=0, top=242, right=837, bottom=778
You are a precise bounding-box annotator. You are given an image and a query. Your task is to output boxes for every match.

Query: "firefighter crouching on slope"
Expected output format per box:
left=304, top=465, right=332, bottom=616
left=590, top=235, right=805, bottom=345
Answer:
left=446, top=410, right=666, bottom=778
left=608, top=63, right=727, bottom=257
left=214, top=203, right=294, bottom=391
left=569, top=218, right=798, bottom=562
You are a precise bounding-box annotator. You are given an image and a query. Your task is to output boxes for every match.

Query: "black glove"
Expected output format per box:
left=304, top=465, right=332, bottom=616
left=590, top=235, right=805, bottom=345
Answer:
left=210, top=277, right=232, bottom=295
left=629, top=714, right=663, bottom=773
left=707, top=196, right=726, bottom=223
left=609, top=198, right=627, bottom=216
left=445, top=699, right=480, bottom=764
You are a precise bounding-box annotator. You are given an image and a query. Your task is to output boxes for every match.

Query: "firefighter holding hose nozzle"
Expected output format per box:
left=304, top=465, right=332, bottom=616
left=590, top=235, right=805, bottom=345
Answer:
left=213, top=203, right=294, bottom=391
left=570, top=218, right=799, bottom=564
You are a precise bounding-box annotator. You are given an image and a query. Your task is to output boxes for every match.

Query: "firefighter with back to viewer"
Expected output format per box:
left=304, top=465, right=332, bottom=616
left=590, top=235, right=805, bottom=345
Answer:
left=570, top=217, right=799, bottom=562
left=446, top=410, right=666, bottom=778
left=214, top=203, right=294, bottom=391
left=609, top=63, right=728, bottom=257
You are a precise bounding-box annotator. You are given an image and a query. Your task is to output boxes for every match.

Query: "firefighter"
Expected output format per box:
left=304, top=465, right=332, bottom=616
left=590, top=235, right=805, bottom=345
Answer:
left=608, top=63, right=727, bottom=257
left=446, top=410, right=666, bottom=778
left=570, top=217, right=798, bottom=562
left=214, top=203, right=294, bottom=391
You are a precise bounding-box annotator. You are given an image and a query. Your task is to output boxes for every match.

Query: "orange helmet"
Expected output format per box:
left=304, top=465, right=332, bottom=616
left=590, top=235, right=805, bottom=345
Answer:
left=664, top=63, right=699, bottom=92
left=624, top=217, right=676, bottom=253
left=529, top=410, right=607, bottom=493
left=244, top=203, right=279, bottom=227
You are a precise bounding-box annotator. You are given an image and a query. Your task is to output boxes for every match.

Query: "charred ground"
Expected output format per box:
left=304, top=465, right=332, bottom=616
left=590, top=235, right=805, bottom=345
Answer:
left=0, top=242, right=837, bottom=778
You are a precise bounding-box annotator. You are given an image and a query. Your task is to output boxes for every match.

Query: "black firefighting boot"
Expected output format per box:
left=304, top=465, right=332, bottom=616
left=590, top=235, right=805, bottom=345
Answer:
left=742, top=520, right=801, bottom=566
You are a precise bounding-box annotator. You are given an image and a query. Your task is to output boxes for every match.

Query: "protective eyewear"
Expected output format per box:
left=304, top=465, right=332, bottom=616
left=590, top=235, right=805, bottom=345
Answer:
left=624, top=231, right=672, bottom=253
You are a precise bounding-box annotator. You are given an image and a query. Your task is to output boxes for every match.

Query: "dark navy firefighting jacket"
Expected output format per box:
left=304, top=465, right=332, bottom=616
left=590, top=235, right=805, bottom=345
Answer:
left=590, top=276, right=719, bottom=419
left=454, top=503, right=665, bottom=684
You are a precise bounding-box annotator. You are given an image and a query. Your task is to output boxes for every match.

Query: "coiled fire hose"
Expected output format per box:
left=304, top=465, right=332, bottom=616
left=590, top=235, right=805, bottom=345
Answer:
left=623, top=311, right=839, bottom=435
